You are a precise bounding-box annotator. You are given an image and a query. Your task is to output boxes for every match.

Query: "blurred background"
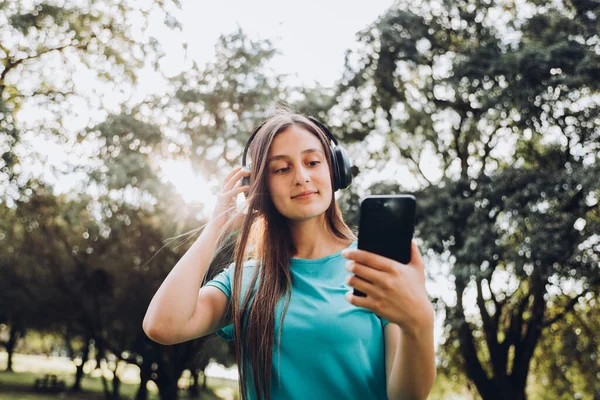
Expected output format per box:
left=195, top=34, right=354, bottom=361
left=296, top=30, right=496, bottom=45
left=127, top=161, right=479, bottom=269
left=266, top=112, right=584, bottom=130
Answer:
left=0, top=0, right=599, bottom=399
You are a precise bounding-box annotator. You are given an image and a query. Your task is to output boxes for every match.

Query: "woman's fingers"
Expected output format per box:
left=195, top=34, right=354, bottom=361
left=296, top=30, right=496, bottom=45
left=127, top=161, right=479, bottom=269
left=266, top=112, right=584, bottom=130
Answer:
left=223, top=167, right=250, bottom=192
left=210, top=167, right=251, bottom=228
left=224, top=185, right=250, bottom=198
left=222, top=166, right=243, bottom=185
left=409, top=241, right=425, bottom=270
left=346, top=261, right=384, bottom=285
left=346, top=274, right=377, bottom=296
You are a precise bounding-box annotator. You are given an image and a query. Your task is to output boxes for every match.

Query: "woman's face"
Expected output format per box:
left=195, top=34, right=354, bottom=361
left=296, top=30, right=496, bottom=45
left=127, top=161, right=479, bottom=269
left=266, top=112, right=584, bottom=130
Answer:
left=265, top=124, right=333, bottom=221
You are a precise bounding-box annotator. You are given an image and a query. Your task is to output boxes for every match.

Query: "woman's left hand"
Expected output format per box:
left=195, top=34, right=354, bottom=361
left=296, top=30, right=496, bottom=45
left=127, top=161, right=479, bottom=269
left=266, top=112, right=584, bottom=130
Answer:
left=341, top=241, right=434, bottom=337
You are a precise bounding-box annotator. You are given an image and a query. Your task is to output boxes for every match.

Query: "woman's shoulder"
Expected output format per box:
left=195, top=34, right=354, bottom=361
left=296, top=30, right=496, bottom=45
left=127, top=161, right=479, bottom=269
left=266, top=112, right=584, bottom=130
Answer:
left=339, top=239, right=358, bottom=253
left=224, top=259, right=258, bottom=272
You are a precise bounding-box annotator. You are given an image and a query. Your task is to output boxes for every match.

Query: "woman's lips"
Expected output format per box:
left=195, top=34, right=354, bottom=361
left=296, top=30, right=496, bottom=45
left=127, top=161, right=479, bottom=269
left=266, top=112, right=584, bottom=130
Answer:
left=293, top=192, right=317, bottom=200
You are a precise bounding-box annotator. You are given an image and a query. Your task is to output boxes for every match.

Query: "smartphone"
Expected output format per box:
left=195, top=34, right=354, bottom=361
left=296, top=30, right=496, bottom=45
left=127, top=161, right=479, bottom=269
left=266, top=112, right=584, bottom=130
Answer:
left=354, top=195, right=416, bottom=297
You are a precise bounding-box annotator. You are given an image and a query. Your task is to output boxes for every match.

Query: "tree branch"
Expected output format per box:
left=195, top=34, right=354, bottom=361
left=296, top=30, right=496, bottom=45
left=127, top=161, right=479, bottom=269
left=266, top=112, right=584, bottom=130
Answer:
left=0, top=42, right=9, bottom=58
left=480, top=129, right=498, bottom=174
left=476, top=276, right=506, bottom=378
left=1, top=44, right=68, bottom=82
left=543, top=276, right=600, bottom=328
left=0, top=40, right=90, bottom=97
left=401, top=149, right=433, bottom=185
left=487, top=277, right=507, bottom=337
left=505, top=283, right=529, bottom=347
left=432, top=98, right=476, bottom=114
left=453, top=116, right=464, bottom=165
left=512, top=269, right=547, bottom=388
left=11, top=89, right=76, bottom=100
left=455, top=276, right=493, bottom=397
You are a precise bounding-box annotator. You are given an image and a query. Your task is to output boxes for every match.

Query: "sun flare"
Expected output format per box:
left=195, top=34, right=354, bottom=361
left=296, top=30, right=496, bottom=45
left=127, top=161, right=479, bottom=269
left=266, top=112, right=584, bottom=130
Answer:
left=159, top=159, right=218, bottom=212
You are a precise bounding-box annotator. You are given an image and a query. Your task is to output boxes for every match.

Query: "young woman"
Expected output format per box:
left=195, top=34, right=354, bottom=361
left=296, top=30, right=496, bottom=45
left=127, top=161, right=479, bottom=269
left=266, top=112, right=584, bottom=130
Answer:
left=143, top=109, right=436, bottom=400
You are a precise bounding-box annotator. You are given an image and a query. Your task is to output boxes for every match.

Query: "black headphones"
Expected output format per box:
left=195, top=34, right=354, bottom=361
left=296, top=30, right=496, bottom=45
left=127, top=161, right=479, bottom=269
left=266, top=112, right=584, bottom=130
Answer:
left=241, top=116, right=353, bottom=192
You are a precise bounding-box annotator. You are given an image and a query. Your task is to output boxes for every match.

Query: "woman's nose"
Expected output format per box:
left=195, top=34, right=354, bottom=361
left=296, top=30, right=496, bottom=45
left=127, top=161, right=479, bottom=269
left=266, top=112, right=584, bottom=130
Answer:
left=294, top=165, right=310, bottom=184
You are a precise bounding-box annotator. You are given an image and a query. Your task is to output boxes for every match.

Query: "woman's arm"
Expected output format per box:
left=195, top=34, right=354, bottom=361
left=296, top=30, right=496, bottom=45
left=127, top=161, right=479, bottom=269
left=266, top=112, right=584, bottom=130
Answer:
left=384, top=319, right=436, bottom=400
left=143, top=166, right=250, bottom=344
left=142, top=221, right=225, bottom=344
left=342, top=241, right=436, bottom=399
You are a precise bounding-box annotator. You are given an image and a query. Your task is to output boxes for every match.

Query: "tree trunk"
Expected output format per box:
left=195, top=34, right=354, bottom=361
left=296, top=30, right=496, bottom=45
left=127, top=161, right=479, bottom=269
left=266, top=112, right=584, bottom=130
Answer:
left=478, top=380, right=526, bottom=400
left=156, top=376, right=179, bottom=400
left=95, top=344, right=111, bottom=400
left=3, top=323, right=24, bottom=372
left=5, top=349, right=13, bottom=372
left=135, top=359, right=151, bottom=400
left=112, top=376, right=121, bottom=400
left=111, top=361, right=121, bottom=400
left=188, top=369, right=200, bottom=398
left=71, top=337, right=91, bottom=392
left=155, top=347, right=183, bottom=400
left=100, top=373, right=111, bottom=400
left=152, top=341, right=198, bottom=400
left=156, top=366, right=179, bottom=400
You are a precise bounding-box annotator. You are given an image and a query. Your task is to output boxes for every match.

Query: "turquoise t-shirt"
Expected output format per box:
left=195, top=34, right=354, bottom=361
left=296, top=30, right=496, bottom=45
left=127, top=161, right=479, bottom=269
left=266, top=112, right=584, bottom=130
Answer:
left=204, top=241, right=390, bottom=399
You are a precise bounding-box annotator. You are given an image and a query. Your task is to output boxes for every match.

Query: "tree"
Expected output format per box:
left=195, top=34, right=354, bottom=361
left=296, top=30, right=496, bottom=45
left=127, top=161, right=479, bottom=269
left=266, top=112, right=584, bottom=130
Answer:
left=0, top=0, right=181, bottom=198
left=529, top=290, right=600, bottom=399
left=2, top=15, right=281, bottom=397
left=0, top=198, right=31, bottom=371
left=335, top=0, right=600, bottom=398
left=0, top=180, right=81, bottom=372
left=164, top=27, right=284, bottom=177
left=78, top=98, right=244, bottom=398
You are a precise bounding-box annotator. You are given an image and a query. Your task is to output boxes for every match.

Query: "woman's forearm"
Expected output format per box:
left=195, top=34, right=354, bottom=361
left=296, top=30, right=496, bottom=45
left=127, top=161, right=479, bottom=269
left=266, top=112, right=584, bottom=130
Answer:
left=142, top=221, right=222, bottom=340
left=387, top=324, right=437, bottom=400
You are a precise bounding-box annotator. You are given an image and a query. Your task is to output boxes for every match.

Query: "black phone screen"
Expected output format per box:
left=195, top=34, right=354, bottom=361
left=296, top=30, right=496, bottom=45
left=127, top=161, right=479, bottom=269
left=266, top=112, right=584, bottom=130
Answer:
left=354, top=195, right=416, bottom=297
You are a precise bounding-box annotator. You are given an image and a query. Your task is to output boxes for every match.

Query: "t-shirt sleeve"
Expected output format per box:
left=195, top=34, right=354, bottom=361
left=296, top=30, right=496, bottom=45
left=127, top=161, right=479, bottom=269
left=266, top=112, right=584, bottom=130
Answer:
left=204, top=264, right=235, bottom=342
left=378, top=316, right=390, bottom=328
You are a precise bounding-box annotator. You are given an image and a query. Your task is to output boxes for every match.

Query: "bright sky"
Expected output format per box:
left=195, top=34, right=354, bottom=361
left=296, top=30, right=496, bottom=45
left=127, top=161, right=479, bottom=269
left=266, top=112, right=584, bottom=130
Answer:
left=162, top=0, right=396, bottom=87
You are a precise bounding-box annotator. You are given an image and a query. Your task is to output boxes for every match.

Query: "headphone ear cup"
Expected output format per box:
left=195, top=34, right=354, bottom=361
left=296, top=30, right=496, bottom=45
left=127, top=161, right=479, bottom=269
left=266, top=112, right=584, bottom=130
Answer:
left=331, top=146, right=352, bottom=191
left=330, top=148, right=340, bottom=191
left=241, top=164, right=251, bottom=188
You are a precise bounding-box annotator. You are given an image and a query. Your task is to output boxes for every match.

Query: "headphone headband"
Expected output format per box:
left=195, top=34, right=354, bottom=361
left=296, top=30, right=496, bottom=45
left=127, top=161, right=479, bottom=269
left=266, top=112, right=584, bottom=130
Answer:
left=241, top=122, right=265, bottom=168
left=241, top=117, right=339, bottom=168
left=241, top=116, right=352, bottom=192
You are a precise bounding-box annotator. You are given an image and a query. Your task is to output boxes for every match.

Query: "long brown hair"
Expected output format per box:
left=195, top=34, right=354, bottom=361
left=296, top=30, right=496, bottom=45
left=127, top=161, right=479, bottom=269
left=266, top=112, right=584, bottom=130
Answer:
left=217, top=108, right=356, bottom=399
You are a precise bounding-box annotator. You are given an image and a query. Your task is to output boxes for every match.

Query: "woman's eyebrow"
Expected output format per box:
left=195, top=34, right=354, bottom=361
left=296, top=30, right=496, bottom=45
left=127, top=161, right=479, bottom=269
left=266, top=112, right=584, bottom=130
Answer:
left=268, top=148, right=324, bottom=163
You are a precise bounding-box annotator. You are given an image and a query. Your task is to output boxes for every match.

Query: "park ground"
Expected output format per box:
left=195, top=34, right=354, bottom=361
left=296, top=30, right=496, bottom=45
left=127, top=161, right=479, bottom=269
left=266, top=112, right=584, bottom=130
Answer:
left=0, top=352, right=239, bottom=400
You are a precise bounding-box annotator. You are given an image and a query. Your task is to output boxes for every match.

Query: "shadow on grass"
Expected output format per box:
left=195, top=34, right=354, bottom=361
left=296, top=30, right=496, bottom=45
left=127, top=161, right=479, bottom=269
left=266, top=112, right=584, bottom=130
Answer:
left=0, top=370, right=229, bottom=400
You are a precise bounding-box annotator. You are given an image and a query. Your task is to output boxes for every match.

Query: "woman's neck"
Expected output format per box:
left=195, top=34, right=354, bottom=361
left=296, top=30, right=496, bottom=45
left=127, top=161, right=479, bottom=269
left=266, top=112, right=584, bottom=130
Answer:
left=288, top=217, right=352, bottom=259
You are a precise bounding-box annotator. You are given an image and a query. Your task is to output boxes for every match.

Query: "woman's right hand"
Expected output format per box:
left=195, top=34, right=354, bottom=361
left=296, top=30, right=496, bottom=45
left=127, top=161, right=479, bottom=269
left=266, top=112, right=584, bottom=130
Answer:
left=209, top=166, right=251, bottom=231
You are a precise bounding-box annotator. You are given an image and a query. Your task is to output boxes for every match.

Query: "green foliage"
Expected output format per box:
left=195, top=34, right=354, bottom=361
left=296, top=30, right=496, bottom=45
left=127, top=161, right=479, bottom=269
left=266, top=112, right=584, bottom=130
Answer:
left=84, top=110, right=167, bottom=192
left=529, top=294, right=600, bottom=399
left=0, top=0, right=181, bottom=202
left=166, top=28, right=285, bottom=175
left=337, top=0, right=600, bottom=398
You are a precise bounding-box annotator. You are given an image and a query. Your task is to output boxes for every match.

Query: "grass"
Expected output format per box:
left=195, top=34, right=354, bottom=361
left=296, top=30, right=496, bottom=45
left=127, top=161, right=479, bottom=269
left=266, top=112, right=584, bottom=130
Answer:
left=0, top=353, right=239, bottom=400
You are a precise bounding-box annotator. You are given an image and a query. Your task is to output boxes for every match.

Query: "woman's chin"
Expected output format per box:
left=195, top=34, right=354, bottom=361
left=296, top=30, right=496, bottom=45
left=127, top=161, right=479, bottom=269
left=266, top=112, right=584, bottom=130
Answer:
left=287, top=207, right=328, bottom=222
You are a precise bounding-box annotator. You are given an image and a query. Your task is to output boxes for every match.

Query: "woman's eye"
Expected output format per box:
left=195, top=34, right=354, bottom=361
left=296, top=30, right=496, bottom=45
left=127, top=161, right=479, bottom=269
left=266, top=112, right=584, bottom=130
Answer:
left=273, top=161, right=320, bottom=174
